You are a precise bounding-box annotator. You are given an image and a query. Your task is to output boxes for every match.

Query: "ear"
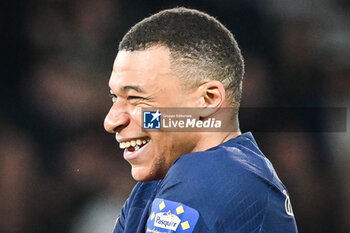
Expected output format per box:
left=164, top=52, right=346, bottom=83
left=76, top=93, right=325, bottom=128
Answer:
left=198, top=80, right=226, bottom=117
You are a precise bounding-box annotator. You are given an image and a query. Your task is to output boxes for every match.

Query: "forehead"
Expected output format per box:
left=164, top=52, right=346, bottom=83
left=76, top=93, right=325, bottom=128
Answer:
left=110, top=46, right=174, bottom=89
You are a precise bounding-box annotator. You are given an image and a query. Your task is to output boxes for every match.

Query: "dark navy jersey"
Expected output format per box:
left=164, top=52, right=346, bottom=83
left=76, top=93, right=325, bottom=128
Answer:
left=113, top=132, right=298, bottom=233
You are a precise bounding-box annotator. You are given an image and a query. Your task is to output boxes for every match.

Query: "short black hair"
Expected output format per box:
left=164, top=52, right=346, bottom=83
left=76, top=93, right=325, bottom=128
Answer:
left=119, top=7, right=244, bottom=105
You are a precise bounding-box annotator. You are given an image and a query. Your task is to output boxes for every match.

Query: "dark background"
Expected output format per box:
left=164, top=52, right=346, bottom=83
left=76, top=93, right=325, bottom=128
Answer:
left=1, top=0, right=349, bottom=232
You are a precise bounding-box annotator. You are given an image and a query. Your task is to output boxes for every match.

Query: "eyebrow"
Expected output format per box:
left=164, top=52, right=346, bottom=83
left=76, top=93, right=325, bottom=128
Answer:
left=120, top=85, right=146, bottom=93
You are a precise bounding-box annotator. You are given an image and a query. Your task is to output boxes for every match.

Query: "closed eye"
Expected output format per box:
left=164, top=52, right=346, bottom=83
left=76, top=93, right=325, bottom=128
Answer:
left=128, top=96, right=142, bottom=100
left=109, top=92, right=117, bottom=98
left=128, top=96, right=149, bottom=100
left=109, top=92, right=118, bottom=103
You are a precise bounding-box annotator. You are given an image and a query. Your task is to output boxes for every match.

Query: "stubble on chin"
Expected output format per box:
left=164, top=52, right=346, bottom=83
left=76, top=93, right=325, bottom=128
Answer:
left=151, top=156, right=167, bottom=180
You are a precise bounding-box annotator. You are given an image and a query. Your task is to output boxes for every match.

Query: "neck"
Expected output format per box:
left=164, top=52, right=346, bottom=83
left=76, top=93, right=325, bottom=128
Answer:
left=193, top=112, right=241, bottom=151
left=193, top=130, right=241, bottom=153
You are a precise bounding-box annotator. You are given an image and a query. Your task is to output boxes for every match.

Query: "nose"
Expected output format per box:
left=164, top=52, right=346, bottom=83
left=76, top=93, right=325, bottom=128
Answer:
left=104, top=103, right=130, bottom=133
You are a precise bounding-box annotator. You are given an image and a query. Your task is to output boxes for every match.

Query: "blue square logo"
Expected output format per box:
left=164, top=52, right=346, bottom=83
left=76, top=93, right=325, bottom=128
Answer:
left=143, top=110, right=161, bottom=129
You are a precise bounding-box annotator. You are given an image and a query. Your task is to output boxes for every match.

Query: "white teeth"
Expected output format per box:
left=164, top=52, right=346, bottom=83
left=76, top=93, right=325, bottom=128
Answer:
left=120, top=138, right=149, bottom=149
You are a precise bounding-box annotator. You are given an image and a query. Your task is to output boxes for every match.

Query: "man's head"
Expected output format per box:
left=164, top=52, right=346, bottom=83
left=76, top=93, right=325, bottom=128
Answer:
left=104, top=7, right=244, bottom=181
left=119, top=7, right=244, bottom=105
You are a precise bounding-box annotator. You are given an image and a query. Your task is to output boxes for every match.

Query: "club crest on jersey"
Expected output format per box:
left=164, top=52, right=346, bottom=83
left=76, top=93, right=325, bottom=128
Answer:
left=153, top=210, right=181, bottom=230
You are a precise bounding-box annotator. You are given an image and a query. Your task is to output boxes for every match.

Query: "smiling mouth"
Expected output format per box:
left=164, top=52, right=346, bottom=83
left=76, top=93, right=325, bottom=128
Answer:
left=120, top=137, right=150, bottom=152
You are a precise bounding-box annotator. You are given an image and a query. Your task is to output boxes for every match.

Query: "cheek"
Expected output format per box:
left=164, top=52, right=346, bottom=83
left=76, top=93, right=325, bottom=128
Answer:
left=146, top=135, right=170, bottom=165
left=131, top=106, right=142, bottom=124
left=127, top=106, right=145, bottom=132
left=131, top=106, right=141, bottom=116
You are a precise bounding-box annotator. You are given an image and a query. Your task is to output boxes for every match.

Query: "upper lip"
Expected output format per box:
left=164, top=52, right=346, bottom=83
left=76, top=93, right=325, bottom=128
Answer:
left=116, top=136, right=149, bottom=143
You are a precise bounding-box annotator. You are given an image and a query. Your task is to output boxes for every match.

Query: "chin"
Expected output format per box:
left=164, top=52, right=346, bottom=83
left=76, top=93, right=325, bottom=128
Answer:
left=131, top=166, right=155, bottom=182
left=131, top=165, right=166, bottom=182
